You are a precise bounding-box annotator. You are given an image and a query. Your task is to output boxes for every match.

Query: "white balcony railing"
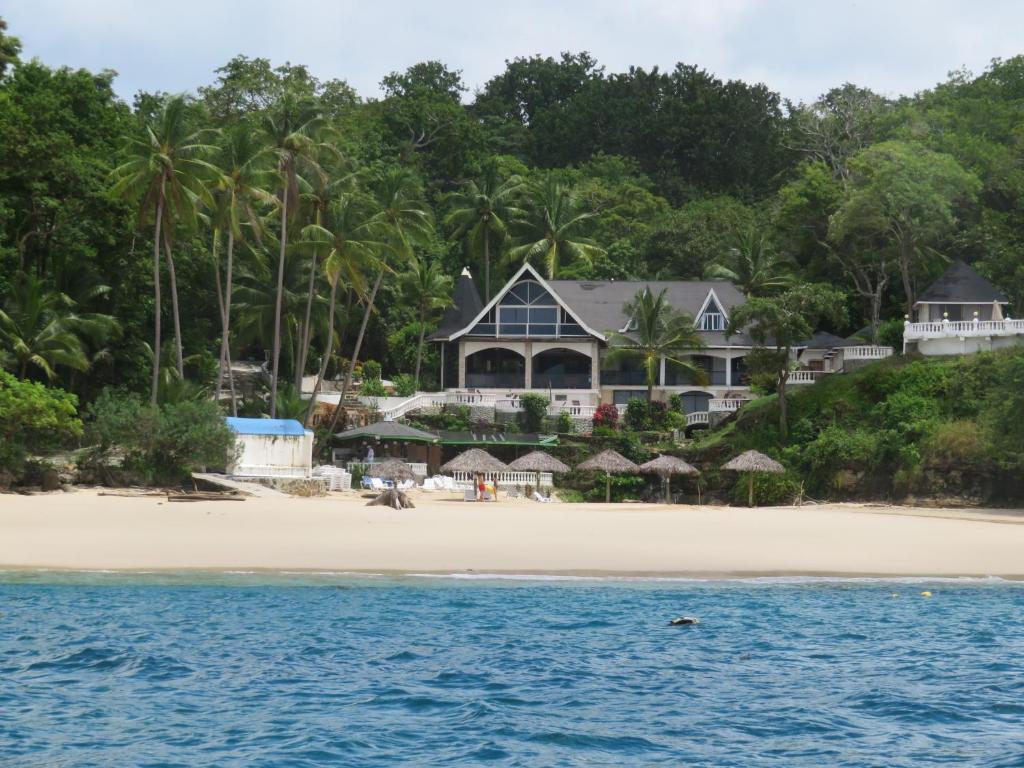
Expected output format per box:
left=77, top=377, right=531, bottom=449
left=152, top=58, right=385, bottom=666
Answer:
left=788, top=370, right=831, bottom=385
left=843, top=345, right=894, bottom=360
left=685, top=411, right=709, bottom=426
left=451, top=470, right=554, bottom=488
left=708, top=398, right=749, bottom=412
left=904, top=318, right=1024, bottom=341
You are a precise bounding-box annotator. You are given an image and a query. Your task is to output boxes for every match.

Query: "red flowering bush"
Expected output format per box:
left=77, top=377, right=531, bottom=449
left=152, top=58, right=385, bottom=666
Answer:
left=592, top=403, right=619, bottom=429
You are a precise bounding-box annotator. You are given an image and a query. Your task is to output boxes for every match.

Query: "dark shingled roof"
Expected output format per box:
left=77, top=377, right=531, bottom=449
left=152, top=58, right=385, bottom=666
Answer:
left=916, top=260, right=1008, bottom=305
left=797, top=331, right=858, bottom=350
left=334, top=422, right=439, bottom=442
left=431, top=268, right=483, bottom=340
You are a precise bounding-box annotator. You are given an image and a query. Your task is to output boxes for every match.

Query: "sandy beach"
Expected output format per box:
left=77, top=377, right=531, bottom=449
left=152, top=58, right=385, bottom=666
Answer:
left=1, top=489, right=1022, bottom=577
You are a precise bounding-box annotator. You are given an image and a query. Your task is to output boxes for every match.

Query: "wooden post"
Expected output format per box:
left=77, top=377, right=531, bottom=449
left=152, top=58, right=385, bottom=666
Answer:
left=748, top=472, right=755, bottom=507
left=606, top=476, right=611, bottom=503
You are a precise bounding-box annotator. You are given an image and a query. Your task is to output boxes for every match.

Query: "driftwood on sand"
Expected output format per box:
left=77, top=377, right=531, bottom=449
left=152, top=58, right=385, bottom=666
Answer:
left=367, top=488, right=416, bottom=509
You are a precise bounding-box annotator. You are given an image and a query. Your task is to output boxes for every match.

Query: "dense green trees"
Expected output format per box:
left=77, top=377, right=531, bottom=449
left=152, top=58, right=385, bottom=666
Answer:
left=2, top=9, right=1024, bottom=449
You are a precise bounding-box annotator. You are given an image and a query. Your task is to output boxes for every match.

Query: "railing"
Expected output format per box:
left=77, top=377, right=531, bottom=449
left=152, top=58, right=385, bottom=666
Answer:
left=788, top=370, right=831, bottom=385
left=685, top=411, right=709, bottom=426
left=495, top=398, right=597, bottom=419
left=665, top=370, right=728, bottom=386
left=904, top=318, right=1024, bottom=340
left=378, top=393, right=449, bottom=421
left=450, top=470, right=555, bottom=488
left=708, top=398, right=748, bottom=412
left=843, top=345, right=894, bottom=359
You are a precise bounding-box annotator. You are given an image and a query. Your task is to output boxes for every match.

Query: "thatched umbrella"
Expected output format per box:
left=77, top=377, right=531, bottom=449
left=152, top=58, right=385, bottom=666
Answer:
left=365, top=460, right=416, bottom=509
left=508, top=450, right=570, bottom=491
left=640, top=455, right=700, bottom=504
left=578, top=450, right=640, bottom=503
left=722, top=450, right=784, bottom=507
left=441, top=448, right=507, bottom=474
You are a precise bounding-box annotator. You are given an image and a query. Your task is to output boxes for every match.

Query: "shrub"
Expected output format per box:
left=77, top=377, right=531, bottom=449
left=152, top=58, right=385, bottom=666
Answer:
left=361, top=360, right=382, bottom=381
left=392, top=373, right=417, bottom=397
left=85, top=390, right=234, bottom=485
left=624, top=397, right=650, bottom=431
left=664, top=411, right=687, bottom=430
left=668, top=394, right=684, bottom=413
left=592, top=425, right=617, bottom=438
left=359, top=377, right=387, bottom=397
left=876, top=318, right=905, bottom=350
left=920, top=419, right=988, bottom=466
left=519, top=393, right=549, bottom=433
left=649, top=400, right=668, bottom=426
left=593, top=403, right=619, bottom=429
left=730, top=471, right=803, bottom=507
left=556, top=411, right=574, bottom=434
left=0, top=371, right=82, bottom=480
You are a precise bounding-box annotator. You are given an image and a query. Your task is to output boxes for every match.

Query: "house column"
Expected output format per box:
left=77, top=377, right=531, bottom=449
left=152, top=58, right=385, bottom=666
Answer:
left=725, top=350, right=732, bottom=387
left=591, top=341, right=600, bottom=391
left=659, top=356, right=666, bottom=388
left=524, top=341, right=533, bottom=389
left=457, top=341, right=466, bottom=389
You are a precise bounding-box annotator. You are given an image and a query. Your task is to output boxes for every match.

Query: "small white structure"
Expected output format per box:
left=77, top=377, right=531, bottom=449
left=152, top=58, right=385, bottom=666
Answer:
left=225, top=417, right=313, bottom=479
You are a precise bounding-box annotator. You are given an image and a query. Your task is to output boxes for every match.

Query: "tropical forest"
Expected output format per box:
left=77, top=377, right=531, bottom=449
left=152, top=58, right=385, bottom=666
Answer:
left=1, top=13, right=1023, bottom=501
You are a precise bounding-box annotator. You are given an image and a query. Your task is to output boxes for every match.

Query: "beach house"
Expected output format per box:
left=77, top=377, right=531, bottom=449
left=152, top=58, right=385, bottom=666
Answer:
left=902, top=260, right=1024, bottom=355
left=225, top=417, right=314, bottom=479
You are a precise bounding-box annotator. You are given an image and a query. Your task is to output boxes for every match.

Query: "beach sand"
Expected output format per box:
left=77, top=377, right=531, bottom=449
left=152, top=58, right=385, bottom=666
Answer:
left=1, top=489, right=1023, bottom=577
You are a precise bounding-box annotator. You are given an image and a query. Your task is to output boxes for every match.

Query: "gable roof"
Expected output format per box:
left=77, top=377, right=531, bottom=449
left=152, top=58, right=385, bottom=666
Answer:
left=430, top=267, right=483, bottom=341
left=797, top=331, right=858, bottom=350
left=916, top=260, right=1008, bottom=305
left=448, top=262, right=604, bottom=341
left=225, top=417, right=307, bottom=436
left=547, top=279, right=750, bottom=346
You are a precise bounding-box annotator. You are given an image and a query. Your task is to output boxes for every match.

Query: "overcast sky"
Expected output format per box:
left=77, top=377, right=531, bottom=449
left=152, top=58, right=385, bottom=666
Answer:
left=5, top=0, right=1022, bottom=105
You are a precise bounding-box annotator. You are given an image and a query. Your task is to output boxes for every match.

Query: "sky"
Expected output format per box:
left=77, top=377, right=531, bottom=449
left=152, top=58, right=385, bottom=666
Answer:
left=5, top=0, right=1023, bottom=105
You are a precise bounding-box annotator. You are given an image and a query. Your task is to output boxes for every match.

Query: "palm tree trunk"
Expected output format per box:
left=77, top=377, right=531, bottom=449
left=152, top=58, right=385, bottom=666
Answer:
left=303, top=274, right=339, bottom=425
left=270, top=182, right=289, bottom=418
left=162, top=226, right=184, bottom=378
left=150, top=182, right=165, bottom=405
left=216, top=229, right=236, bottom=399
left=213, top=228, right=225, bottom=397
left=320, top=268, right=385, bottom=451
left=413, top=305, right=426, bottom=389
left=777, top=362, right=790, bottom=439
left=483, top=227, right=490, bottom=302
left=295, top=248, right=318, bottom=392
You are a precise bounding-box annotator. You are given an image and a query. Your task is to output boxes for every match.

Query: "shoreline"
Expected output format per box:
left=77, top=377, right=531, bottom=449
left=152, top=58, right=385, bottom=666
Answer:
left=2, top=490, right=1023, bottom=578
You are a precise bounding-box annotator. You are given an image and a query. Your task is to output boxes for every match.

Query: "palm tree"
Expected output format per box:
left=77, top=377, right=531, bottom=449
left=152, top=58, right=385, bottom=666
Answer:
left=605, top=287, right=706, bottom=404
left=508, top=178, right=604, bottom=278
left=111, top=95, right=215, bottom=403
left=296, top=191, right=382, bottom=423
left=320, top=168, right=432, bottom=445
left=0, top=272, right=119, bottom=381
left=399, top=257, right=453, bottom=388
left=443, top=162, right=524, bottom=301
left=703, top=228, right=795, bottom=296
left=261, top=94, right=333, bottom=417
left=209, top=126, right=274, bottom=413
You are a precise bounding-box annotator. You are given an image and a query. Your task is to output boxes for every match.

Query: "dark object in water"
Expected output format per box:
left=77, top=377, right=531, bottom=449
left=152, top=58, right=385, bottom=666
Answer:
left=669, top=616, right=700, bottom=626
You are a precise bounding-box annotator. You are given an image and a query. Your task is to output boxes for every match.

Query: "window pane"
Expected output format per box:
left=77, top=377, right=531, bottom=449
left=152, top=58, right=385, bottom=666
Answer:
left=500, top=307, right=528, bottom=323
left=530, top=307, right=557, bottom=323
left=500, top=324, right=526, bottom=335
left=530, top=324, right=557, bottom=336
left=529, top=284, right=554, bottom=304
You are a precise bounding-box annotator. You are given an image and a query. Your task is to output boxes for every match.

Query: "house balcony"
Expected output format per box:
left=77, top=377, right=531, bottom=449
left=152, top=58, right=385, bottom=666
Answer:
left=531, top=372, right=593, bottom=390
left=903, top=318, right=1024, bottom=341
left=465, top=372, right=526, bottom=389
left=788, top=370, right=831, bottom=385
left=600, top=370, right=648, bottom=386
left=842, top=345, right=894, bottom=360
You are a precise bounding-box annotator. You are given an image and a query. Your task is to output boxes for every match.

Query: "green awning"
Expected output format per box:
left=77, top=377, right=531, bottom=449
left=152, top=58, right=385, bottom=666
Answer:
left=334, top=422, right=439, bottom=443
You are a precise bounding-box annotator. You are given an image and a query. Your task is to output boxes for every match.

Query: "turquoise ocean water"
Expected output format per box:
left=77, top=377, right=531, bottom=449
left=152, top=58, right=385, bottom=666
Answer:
left=1, top=572, right=1022, bottom=766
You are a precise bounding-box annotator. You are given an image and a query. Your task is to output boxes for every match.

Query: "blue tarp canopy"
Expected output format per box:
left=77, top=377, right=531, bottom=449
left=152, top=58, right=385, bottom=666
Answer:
left=225, top=417, right=307, bottom=436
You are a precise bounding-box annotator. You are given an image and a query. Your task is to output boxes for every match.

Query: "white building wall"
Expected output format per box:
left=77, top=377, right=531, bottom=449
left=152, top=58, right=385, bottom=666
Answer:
left=229, top=432, right=314, bottom=478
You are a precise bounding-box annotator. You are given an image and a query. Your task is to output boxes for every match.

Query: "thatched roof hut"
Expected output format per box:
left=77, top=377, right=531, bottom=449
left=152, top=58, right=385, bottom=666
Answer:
left=722, top=450, right=785, bottom=507
left=507, top=451, right=571, bottom=474
left=441, top=448, right=507, bottom=474
left=578, top=450, right=640, bottom=503
left=640, top=455, right=700, bottom=504
left=371, top=459, right=416, bottom=482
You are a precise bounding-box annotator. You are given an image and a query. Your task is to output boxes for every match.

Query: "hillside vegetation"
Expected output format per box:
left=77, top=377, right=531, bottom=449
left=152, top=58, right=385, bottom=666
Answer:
left=691, top=348, right=1024, bottom=504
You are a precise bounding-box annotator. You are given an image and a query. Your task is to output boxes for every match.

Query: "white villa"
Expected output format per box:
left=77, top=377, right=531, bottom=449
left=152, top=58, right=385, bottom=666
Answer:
left=418, top=264, right=892, bottom=427
left=903, top=260, right=1024, bottom=356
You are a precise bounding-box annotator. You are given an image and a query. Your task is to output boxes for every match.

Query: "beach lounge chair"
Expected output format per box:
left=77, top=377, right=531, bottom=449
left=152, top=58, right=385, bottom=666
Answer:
left=421, top=478, right=435, bottom=491
left=463, top=489, right=476, bottom=502
left=360, top=476, right=373, bottom=490
left=397, top=479, right=415, bottom=491
left=370, top=477, right=386, bottom=491
left=532, top=491, right=551, bottom=503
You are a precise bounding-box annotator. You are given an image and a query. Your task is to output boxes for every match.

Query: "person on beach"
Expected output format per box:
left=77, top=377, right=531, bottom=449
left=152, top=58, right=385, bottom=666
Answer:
left=476, top=473, right=485, bottom=502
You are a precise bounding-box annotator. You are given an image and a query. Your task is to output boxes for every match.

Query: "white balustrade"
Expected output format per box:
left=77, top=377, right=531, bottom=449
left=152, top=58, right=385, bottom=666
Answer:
left=904, top=318, right=1024, bottom=341
left=788, top=369, right=830, bottom=385
left=685, top=411, right=709, bottom=426
left=708, top=398, right=748, bottom=412
left=231, top=464, right=311, bottom=479
left=844, top=345, right=894, bottom=359
left=450, top=470, right=554, bottom=488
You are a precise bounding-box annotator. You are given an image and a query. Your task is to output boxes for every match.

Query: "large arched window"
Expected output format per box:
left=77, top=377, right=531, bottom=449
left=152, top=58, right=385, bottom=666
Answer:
left=470, top=280, right=586, bottom=337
